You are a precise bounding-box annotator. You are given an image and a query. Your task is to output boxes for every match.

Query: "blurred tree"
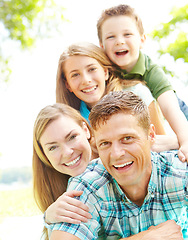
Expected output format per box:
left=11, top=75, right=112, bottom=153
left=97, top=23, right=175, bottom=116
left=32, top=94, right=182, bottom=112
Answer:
left=150, top=4, right=188, bottom=81
left=0, top=0, right=66, bottom=82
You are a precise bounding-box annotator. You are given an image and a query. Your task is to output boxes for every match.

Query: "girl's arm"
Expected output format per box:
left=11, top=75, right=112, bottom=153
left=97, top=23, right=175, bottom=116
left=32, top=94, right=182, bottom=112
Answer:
left=151, top=134, right=179, bottom=153
left=45, top=190, right=91, bottom=225
left=148, top=101, right=166, bottom=135
left=157, top=90, right=188, bottom=161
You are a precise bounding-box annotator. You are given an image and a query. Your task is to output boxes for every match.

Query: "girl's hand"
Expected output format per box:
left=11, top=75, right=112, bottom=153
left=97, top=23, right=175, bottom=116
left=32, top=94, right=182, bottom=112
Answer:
left=178, top=141, right=188, bottom=162
left=45, top=190, right=92, bottom=224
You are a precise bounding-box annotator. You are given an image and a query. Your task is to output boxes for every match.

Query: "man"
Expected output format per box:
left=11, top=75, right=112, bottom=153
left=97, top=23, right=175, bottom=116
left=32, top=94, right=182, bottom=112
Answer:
left=49, top=91, right=187, bottom=239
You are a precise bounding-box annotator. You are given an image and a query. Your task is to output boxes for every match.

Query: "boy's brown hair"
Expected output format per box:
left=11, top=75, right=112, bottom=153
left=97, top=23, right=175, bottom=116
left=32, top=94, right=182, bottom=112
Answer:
left=97, top=4, right=144, bottom=43
left=89, top=91, right=150, bottom=133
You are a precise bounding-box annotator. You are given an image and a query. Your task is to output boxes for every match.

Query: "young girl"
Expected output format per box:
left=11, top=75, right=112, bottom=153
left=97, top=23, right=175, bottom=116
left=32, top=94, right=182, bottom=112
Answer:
left=56, top=42, right=165, bottom=134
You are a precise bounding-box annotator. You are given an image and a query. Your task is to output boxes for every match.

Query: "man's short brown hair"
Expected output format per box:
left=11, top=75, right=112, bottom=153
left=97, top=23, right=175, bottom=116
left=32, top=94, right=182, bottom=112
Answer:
left=89, top=91, right=150, bottom=132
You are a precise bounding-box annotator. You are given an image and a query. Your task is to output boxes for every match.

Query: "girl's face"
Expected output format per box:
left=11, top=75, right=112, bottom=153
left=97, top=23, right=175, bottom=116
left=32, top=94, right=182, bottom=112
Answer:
left=64, top=55, right=109, bottom=108
left=40, top=115, right=92, bottom=177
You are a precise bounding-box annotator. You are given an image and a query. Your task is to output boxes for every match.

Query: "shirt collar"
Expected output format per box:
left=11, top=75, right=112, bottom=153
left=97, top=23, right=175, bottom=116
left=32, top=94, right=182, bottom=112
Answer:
left=116, top=51, right=146, bottom=79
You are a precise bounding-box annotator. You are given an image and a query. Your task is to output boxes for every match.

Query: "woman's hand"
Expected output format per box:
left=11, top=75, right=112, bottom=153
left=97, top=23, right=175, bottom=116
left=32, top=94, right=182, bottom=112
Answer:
left=45, top=190, right=92, bottom=224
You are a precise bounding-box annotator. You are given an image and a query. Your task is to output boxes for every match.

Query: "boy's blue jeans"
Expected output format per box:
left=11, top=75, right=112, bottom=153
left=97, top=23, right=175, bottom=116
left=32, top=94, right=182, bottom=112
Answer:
left=177, top=95, right=188, bottom=120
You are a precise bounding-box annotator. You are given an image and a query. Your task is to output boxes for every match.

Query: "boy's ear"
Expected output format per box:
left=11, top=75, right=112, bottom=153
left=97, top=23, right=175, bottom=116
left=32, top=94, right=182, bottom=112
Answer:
left=65, top=81, right=73, bottom=92
left=99, top=41, right=104, bottom=49
left=140, top=34, right=146, bottom=49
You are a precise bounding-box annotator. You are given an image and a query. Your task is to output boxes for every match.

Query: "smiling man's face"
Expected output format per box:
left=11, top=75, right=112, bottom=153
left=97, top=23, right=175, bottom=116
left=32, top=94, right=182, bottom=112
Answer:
left=94, top=112, right=153, bottom=194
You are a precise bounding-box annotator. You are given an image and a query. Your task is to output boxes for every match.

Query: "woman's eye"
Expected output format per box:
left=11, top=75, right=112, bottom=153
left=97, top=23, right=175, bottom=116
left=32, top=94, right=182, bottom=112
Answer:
left=49, top=145, right=57, bottom=151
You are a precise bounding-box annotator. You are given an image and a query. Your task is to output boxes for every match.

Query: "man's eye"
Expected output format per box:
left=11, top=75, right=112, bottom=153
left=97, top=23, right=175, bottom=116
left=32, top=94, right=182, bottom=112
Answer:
left=99, top=142, right=109, bottom=148
left=123, top=136, right=132, bottom=142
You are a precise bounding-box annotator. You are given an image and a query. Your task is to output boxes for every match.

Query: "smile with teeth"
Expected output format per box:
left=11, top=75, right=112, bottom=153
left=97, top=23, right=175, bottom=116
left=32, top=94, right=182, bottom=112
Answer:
left=64, top=155, right=81, bottom=167
left=113, top=161, right=133, bottom=169
left=82, top=86, right=97, bottom=93
left=115, top=50, right=128, bottom=56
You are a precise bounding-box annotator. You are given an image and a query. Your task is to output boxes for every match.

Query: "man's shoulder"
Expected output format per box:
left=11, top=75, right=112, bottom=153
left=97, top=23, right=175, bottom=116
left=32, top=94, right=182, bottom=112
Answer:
left=152, top=150, right=187, bottom=175
left=69, top=158, right=112, bottom=191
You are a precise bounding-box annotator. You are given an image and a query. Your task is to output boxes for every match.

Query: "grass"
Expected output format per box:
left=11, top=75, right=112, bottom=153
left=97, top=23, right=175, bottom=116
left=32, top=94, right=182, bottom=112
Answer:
left=0, top=185, right=41, bottom=224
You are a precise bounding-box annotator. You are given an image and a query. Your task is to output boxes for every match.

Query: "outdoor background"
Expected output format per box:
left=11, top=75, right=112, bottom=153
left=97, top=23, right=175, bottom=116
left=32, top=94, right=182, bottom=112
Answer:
left=0, top=0, right=188, bottom=239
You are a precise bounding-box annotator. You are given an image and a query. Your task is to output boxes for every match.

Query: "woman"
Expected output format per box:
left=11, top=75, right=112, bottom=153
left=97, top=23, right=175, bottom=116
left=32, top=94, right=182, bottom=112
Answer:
left=33, top=103, right=93, bottom=239
left=56, top=42, right=165, bottom=134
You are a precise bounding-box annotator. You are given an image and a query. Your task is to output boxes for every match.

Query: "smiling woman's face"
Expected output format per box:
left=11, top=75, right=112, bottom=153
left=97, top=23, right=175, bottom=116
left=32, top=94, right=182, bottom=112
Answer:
left=40, top=115, right=92, bottom=177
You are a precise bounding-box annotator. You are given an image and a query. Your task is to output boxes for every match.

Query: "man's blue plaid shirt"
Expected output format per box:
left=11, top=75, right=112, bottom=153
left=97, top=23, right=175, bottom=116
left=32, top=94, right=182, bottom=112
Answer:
left=47, top=150, right=188, bottom=239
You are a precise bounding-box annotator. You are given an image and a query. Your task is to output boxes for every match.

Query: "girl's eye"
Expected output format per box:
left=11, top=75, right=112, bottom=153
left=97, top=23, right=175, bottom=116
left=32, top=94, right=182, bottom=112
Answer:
left=69, top=134, right=77, bottom=141
left=71, top=73, right=79, bottom=78
left=89, top=67, right=97, bottom=72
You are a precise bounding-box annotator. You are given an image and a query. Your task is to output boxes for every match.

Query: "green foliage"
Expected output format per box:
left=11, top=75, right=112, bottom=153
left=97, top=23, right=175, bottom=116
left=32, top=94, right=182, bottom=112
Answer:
left=150, top=4, right=188, bottom=64
left=0, top=0, right=66, bottom=81
left=0, top=167, right=32, bottom=184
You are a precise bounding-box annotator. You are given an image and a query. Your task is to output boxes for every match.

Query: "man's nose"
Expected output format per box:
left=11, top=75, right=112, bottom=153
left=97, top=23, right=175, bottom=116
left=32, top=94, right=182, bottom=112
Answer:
left=110, top=142, right=125, bottom=160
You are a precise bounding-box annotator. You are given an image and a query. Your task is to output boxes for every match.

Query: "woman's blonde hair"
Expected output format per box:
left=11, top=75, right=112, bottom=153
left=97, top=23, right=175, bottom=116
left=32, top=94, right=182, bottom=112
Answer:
left=56, top=42, right=115, bottom=110
left=32, top=103, right=92, bottom=239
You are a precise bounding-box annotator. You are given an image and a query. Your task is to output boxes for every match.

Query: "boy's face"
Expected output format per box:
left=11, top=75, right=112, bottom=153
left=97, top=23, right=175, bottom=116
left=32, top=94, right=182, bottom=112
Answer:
left=94, top=112, right=154, bottom=194
left=100, top=16, right=145, bottom=72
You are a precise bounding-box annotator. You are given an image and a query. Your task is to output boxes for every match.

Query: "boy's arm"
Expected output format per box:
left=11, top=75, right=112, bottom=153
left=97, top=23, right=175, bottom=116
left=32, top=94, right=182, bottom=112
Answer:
left=157, top=90, right=188, bottom=161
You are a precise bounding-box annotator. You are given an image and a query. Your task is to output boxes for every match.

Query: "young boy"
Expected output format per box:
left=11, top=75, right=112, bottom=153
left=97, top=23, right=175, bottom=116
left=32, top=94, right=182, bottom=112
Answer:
left=97, top=4, right=188, bottom=162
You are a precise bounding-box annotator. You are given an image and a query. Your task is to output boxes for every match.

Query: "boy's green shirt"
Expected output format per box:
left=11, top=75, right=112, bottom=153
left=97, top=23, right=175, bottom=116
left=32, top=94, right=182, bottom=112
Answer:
left=115, top=51, right=173, bottom=100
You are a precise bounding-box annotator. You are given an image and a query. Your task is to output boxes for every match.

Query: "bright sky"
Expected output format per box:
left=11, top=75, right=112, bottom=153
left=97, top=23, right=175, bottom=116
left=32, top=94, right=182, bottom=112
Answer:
left=0, top=0, right=187, bottom=169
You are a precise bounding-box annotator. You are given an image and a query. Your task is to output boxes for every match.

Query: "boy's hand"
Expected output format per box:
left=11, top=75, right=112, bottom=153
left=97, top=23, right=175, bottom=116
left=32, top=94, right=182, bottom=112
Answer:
left=178, top=141, right=188, bottom=162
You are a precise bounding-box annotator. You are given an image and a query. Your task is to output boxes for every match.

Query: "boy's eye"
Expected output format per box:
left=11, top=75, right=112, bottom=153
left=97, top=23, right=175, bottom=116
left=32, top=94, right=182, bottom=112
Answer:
left=124, top=33, right=132, bottom=37
left=106, top=35, right=114, bottom=40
